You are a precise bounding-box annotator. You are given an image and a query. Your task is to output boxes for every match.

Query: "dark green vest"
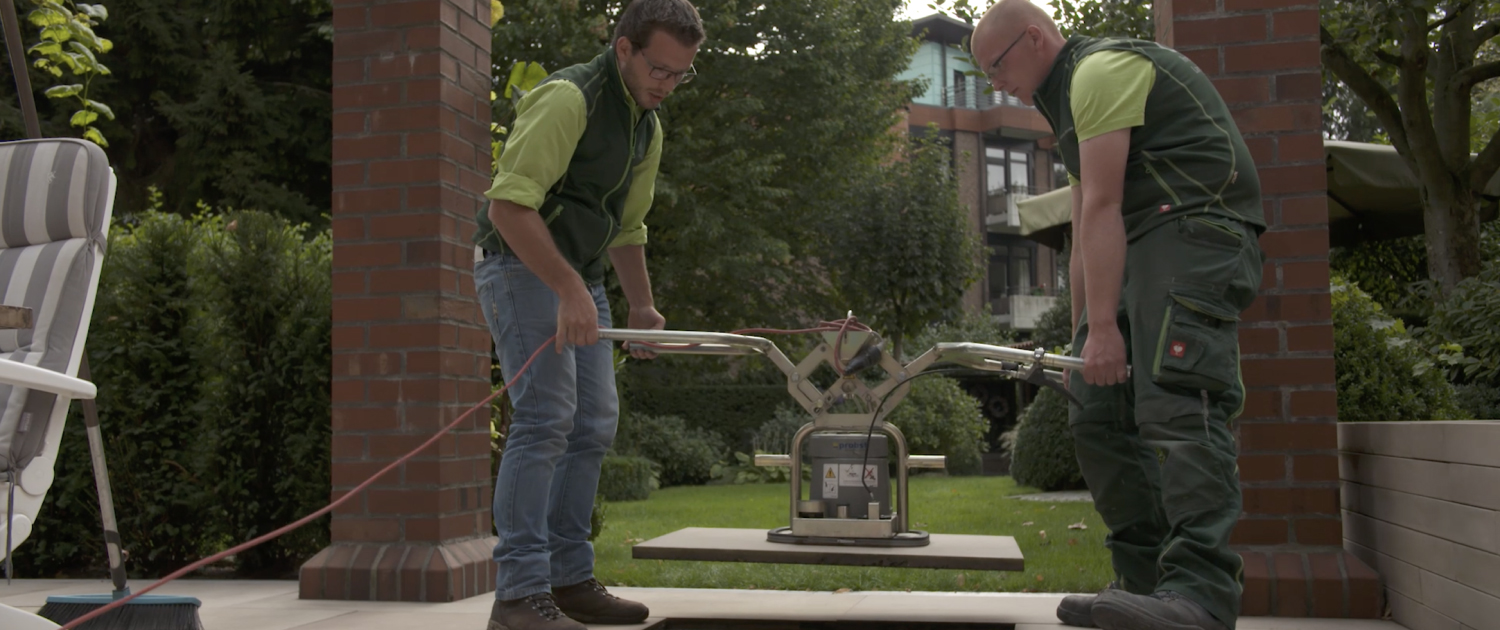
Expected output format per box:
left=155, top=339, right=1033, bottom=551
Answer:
left=475, top=48, right=658, bottom=284
left=1032, top=36, right=1266, bottom=240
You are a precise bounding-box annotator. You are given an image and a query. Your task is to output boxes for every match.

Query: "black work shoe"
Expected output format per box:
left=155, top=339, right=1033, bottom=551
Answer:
left=487, top=593, right=586, bottom=630
left=552, top=578, right=649, bottom=624
left=1092, top=590, right=1228, bottom=630
left=1056, top=581, right=1121, bottom=627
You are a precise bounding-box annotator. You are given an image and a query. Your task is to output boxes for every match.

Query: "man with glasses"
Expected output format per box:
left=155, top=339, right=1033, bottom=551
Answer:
left=472, top=1, right=702, bottom=629
left=970, top=1, right=1266, bottom=630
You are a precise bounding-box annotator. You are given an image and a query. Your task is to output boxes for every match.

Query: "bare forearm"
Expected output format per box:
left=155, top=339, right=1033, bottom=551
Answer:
left=488, top=199, right=587, bottom=297
left=1070, top=245, right=1084, bottom=335
left=1080, top=206, right=1126, bottom=331
left=607, top=245, right=654, bottom=310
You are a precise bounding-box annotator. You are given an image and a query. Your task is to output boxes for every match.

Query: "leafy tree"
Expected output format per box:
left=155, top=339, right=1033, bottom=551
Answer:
left=0, top=0, right=333, bottom=227
left=1321, top=1, right=1500, bottom=296
left=825, top=128, right=984, bottom=359
left=491, top=0, right=923, bottom=334
left=25, top=0, right=115, bottom=146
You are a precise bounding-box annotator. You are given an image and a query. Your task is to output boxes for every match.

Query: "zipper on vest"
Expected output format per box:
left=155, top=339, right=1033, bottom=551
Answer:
left=1141, top=151, right=1183, bottom=207
left=592, top=113, right=637, bottom=260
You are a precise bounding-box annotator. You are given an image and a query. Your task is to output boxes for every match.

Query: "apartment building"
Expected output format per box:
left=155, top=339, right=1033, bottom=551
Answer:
left=897, top=13, right=1065, bottom=334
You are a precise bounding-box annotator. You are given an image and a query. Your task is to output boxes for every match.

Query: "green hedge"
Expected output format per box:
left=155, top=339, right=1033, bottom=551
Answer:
left=14, top=205, right=331, bottom=579
left=598, top=456, right=659, bottom=501
left=621, top=382, right=788, bottom=455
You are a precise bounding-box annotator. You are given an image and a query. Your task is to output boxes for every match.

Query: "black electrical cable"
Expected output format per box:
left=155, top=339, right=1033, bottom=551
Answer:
left=856, top=367, right=968, bottom=514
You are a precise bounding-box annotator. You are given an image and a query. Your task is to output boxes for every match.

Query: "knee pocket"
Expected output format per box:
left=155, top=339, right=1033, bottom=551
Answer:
left=1151, top=290, right=1240, bottom=393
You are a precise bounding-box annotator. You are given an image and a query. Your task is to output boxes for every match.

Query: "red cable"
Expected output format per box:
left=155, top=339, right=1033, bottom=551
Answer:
left=58, top=315, right=875, bottom=629
left=55, top=336, right=558, bottom=630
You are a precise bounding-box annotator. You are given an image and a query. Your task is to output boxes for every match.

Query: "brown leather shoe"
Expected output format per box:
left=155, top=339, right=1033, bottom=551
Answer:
left=552, top=578, right=649, bottom=624
left=487, top=593, right=586, bottom=630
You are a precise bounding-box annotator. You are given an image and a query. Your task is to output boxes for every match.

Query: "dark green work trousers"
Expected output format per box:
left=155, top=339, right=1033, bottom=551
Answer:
left=1068, top=214, right=1265, bottom=630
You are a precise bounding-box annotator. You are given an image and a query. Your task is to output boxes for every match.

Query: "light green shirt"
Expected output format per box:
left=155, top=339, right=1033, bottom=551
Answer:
left=1065, top=50, right=1155, bottom=186
left=483, top=76, right=663, bottom=248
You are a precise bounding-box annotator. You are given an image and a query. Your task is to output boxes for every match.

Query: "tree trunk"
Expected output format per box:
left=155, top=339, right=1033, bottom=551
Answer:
left=1421, top=176, right=1484, bottom=297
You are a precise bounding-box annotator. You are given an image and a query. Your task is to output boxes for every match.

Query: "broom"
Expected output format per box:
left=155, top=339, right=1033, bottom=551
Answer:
left=34, top=357, right=203, bottom=630
left=0, top=0, right=203, bottom=624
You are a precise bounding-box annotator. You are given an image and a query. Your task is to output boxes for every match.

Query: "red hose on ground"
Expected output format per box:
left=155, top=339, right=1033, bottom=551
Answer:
left=56, top=318, right=868, bottom=629
left=55, top=336, right=558, bottom=630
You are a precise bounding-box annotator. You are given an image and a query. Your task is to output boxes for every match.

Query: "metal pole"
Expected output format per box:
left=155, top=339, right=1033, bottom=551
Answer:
left=0, top=0, right=40, bottom=139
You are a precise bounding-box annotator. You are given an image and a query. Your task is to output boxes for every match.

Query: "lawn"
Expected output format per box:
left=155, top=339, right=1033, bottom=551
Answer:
left=593, top=475, right=1113, bottom=594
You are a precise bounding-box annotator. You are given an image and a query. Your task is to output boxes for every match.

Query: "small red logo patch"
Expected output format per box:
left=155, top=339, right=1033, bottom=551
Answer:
left=1169, top=341, right=1187, bottom=358
left=1159, top=204, right=1171, bottom=213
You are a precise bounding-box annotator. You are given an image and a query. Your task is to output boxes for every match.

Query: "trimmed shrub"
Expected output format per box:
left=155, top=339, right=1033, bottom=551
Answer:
left=612, top=412, right=727, bottom=487
left=598, top=455, right=658, bottom=501
left=620, top=382, right=787, bottom=454
left=1332, top=274, right=1463, bottom=422
left=13, top=205, right=332, bottom=579
left=884, top=376, right=987, bottom=476
left=1008, top=387, right=1084, bottom=491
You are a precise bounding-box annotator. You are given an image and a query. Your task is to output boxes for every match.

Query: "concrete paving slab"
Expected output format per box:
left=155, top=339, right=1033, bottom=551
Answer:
left=0, top=579, right=1412, bottom=629
left=631, top=527, right=1024, bottom=572
left=1006, top=491, right=1093, bottom=503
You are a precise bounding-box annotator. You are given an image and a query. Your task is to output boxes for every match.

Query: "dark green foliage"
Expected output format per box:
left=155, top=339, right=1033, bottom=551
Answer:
left=1329, top=235, right=1432, bottom=320
left=1031, top=282, right=1075, bottom=355
left=884, top=376, right=988, bottom=476
left=493, top=0, right=924, bottom=333
left=1422, top=256, right=1500, bottom=387
left=195, top=210, right=332, bottom=577
left=1454, top=384, right=1500, bottom=420
left=1008, top=387, right=1084, bottom=492
left=13, top=208, right=331, bottom=579
left=16, top=212, right=215, bottom=577
left=752, top=405, right=810, bottom=455
left=826, top=129, right=984, bottom=361
left=0, top=0, right=333, bottom=227
left=619, top=381, right=788, bottom=455
left=906, top=300, right=1017, bottom=359
left=611, top=413, right=727, bottom=487
left=1331, top=274, right=1464, bottom=422
left=598, top=455, right=658, bottom=501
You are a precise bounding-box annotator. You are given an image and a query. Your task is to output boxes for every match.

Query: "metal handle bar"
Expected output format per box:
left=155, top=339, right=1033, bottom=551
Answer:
left=914, top=342, right=1131, bottom=379
left=597, top=328, right=774, bottom=356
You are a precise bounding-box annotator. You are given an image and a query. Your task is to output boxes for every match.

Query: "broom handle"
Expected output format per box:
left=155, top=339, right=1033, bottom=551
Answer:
left=78, top=355, right=128, bottom=595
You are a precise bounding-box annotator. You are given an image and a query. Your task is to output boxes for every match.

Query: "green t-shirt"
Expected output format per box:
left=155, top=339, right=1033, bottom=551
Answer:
left=483, top=77, right=663, bottom=248
left=1064, top=50, right=1155, bottom=186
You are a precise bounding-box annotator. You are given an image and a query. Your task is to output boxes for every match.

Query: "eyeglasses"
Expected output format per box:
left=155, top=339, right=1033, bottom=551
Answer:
left=633, top=45, right=696, bottom=84
left=984, top=30, right=1027, bottom=83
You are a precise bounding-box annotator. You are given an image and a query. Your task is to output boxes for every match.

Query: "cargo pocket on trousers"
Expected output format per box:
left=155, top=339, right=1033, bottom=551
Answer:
left=1152, top=291, right=1240, bottom=393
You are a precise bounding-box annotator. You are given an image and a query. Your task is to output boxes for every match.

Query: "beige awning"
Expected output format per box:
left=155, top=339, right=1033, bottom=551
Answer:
left=1017, top=140, right=1500, bottom=250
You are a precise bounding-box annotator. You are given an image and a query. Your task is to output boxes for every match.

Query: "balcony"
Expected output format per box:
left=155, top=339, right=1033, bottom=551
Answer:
left=942, top=78, right=1030, bottom=110
left=984, top=186, right=1037, bottom=231
left=989, top=288, right=1058, bottom=331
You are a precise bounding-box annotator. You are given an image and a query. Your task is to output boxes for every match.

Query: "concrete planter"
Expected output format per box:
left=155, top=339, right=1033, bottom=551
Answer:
left=1339, top=420, right=1500, bottom=630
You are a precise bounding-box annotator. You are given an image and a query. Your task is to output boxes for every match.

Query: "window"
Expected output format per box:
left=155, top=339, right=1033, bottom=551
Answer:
left=985, top=142, right=1035, bottom=195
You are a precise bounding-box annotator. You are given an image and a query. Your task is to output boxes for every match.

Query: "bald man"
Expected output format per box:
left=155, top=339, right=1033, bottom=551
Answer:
left=970, top=2, right=1266, bottom=630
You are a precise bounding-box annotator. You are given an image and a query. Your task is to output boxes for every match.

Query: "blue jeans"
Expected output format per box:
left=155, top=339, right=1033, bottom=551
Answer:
left=475, top=249, right=618, bottom=601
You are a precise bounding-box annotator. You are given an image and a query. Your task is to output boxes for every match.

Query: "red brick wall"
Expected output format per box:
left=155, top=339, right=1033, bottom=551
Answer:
left=1157, top=0, right=1381, bottom=618
left=308, top=0, right=498, bottom=602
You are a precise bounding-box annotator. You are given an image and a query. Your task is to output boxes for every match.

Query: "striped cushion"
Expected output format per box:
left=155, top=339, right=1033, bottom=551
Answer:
left=0, top=138, right=111, bottom=474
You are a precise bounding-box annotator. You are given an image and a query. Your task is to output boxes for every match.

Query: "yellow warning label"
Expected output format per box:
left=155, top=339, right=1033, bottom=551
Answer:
left=825, top=467, right=836, bottom=478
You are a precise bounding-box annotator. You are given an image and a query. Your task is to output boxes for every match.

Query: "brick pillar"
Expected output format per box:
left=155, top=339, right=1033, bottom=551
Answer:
left=302, top=0, right=498, bottom=602
left=1155, top=0, right=1381, bottom=619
